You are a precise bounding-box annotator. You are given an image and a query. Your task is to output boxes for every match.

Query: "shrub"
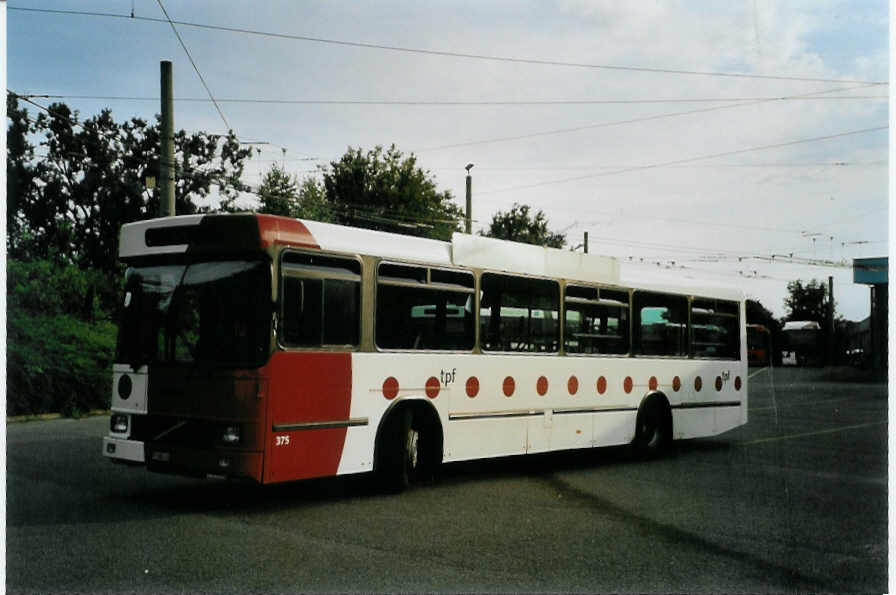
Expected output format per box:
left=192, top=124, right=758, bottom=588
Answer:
left=7, top=260, right=117, bottom=416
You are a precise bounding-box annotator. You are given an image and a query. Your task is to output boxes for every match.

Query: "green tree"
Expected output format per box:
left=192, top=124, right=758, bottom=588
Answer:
left=295, top=176, right=334, bottom=222
left=257, top=164, right=299, bottom=216
left=6, top=95, right=38, bottom=257
left=6, top=97, right=255, bottom=273
left=784, top=279, right=831, bottom=323
left=481, top=203, right=566, bottom=248
left=322, top=144, right=462, bottom=240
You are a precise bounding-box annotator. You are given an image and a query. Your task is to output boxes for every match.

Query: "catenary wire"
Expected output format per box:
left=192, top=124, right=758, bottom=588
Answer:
left=9, top=6, right=890, bottom=85
left=12, top=93, right=890, bottom=106
left=478, top=125, right=888, bottom=195
left=155, top=0, right=232, bottom=133
left=415, top=83, right=883, bottom=152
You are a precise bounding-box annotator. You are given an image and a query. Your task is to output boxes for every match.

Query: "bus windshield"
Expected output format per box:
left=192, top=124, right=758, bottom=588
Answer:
left=116, top=259, right=271, bottom=368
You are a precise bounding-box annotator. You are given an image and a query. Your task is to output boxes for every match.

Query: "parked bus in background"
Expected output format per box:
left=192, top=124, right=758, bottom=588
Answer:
left=103, top=214, right=748, bottom=491
left=781, top=320, right=822, bottom=366
left=747, top=324, right=772, bottom=367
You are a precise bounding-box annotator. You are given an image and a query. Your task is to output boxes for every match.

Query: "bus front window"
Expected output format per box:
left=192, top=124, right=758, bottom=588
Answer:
left=116, top=260, right=271, bottom=368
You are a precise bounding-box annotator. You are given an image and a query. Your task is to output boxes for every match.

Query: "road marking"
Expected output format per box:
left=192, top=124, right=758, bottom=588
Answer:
left=748, top=367, right=769, bottom=379
left=749, top=395, right=870, bottom=412
left=740, top=420, right=887, bottom=446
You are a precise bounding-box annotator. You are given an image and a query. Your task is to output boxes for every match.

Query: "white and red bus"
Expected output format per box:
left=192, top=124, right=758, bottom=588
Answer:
left=103, top=213, right=747, bottom=489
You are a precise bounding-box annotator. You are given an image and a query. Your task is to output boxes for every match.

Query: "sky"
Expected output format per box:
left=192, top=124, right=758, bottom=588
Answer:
left=6, top=0, right=890, bottom=321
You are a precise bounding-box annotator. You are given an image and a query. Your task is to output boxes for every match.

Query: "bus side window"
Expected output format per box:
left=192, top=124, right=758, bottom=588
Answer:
left=564, top=285, right=630, bottom=355
left=280, top=253, right=361, bottom=348
left=691, top=298, right=739, bottom=359
left=634, top=292, right=688, bottom=357
left=480, top=273, right=559, bottom=353
left=375, top=264, right=474, bottom=351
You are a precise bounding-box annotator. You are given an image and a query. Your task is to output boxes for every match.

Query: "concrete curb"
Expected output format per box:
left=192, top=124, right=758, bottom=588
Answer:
left=7, top=410, right=110, bottom=424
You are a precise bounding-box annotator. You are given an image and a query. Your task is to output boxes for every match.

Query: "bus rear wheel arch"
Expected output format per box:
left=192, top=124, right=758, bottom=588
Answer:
left=632, top=393, right=673, bottom=459
left=374, top=400, right=444, bottom=492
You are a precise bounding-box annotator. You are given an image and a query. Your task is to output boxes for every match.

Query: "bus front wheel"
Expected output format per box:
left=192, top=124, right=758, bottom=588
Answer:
left=376, top=408, right=420, bottom=492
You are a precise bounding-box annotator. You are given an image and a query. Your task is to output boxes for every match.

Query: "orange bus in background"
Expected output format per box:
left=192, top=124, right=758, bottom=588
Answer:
left=747, top=324, right=772, bottom=366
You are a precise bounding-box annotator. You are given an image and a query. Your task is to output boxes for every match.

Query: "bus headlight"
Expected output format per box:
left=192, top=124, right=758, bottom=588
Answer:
left=111, top=414, right=129, bottom=434
left=221, top=425, right=241, bottom=445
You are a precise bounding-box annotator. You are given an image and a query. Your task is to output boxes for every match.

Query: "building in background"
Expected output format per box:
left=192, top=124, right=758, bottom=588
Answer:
left=852, top=257, right=887, bottom=374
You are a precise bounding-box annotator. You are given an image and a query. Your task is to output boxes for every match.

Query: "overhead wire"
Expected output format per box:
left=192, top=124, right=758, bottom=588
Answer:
left=416, top=82, right=884, bottom=152
left=20, top=141, right=881, bottom=276
left=9, top=6, right=889, bottom=85
left=11, top=93, right=890, bottom=106
left=478, top=125, right=887, bottom=195
left=154, top=0, right=232, bottom=133
left=16, top=89, right=882, bottom=254
left=424, top=161, right=886, bottom=171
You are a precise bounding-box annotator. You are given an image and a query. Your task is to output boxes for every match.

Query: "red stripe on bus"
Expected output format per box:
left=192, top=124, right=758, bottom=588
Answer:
left=263, top=351, right=352, bottom=483
left=256, top=214, right=319, bottom=250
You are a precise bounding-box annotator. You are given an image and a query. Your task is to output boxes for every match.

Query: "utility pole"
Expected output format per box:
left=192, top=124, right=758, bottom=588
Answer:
left=464, top=163, right=474, bottom=234
left=160, top=60, right=175, bottom=217
left=827, top=275, right=834, bottom=366
left=584, top=231, right=589, bottom=254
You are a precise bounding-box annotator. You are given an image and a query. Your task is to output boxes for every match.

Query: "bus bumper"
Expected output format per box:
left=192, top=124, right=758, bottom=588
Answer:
left=146, top=445, right=264, bottom=482
left=103, top=436, right=146, bottom=463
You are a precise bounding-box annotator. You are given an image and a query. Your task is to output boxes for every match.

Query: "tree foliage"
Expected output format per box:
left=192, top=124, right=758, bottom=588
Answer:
left=321, top=144, right=462, bottom=241
left=784, top=279, right=831, bottom=323
left=481, top=203, right=566, bottom=248
left=7, top=260, right=116, bottom=416
left=257, top=164, right=299, bottom=216
left=6, top=96, right=254, bottom=273
left=295, top=176, right=333, bottom=221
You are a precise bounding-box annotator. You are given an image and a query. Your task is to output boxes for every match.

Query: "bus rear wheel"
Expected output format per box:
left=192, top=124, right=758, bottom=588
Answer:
left=633, top=398, right=671, bottom=459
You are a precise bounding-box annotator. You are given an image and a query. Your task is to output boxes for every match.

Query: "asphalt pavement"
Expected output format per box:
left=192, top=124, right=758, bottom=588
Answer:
left=6, top=366, right=888, bottom=593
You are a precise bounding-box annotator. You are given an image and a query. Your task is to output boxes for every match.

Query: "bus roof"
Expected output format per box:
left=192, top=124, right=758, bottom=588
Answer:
left=120, top=213, right=741, bottom=300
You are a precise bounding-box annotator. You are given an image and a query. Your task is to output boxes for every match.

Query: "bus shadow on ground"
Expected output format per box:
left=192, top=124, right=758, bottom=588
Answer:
left=116, top=438, right=735, bottom=518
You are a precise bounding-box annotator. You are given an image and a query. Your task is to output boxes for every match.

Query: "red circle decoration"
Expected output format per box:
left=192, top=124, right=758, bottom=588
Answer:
left=649, top=376, right=658, bottom=391
left=425, top=376, right=440, bottom=399
left=536, top=376, right=549, bottom=396
left=672, top=376, right=681, bottom=392
left=623, top=376, right=633, bottom=394
left=597, top=376, right=607, bottom=395
left=715, top=376, right=723, bottom=391
left=382, top=377, right=399, bottom=400
left=694, top=376, right=703, bottom=392
left=735, top=376, right=742, bottom=391
left=568, top=376, right=579, bottom=395
left=503, top=376, right=515, bottom=397
left=466, top=376, right=480, bottom=398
